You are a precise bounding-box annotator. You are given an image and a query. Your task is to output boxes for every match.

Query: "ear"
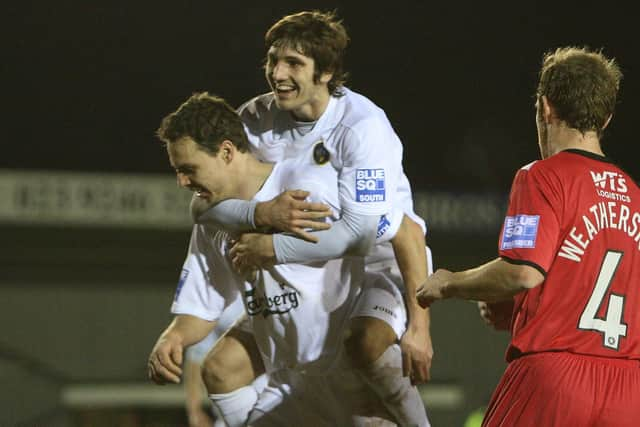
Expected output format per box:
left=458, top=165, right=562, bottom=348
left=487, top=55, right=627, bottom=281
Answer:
left=602, top=114, right=613, bottom=130
left=319, top=71, right=333, bottom=85
left=219, top=140, right=236, bottom=164
left=540, top=95, right=555, bottom=124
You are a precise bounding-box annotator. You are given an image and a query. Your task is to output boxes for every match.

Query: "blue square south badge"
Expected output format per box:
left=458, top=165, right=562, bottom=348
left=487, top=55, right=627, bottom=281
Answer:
left=500, top=215, right=540, bottom=250
left=356, top=168, right=386, bottom=202
left=174, top=268, right=189, bottom=301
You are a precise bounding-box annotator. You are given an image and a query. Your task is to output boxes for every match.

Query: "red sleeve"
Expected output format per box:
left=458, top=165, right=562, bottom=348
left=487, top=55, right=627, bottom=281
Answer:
left=498, top=164, right=562, bottom=273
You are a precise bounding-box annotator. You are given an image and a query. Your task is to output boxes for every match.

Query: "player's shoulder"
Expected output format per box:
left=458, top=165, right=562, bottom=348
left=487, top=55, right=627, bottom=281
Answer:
left=540, top=149, right=634, bottom=182
left=515, top=149, right=637, bottom=192
left=237, top=92, right=275, bottom=114
left=518, top=150, right=585, bottom=176
left=512, top=158, right=562, bottom=191
left=237, top=92, right=279, bottom=131
left=334, top=87, right=390, bottom=129
left=518, top=160, right=539, bottom=172
left=271, top=156, right=314, bottom=185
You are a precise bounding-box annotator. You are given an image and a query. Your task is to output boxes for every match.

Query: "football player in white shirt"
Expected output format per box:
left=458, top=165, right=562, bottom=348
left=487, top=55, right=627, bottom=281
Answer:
left=191, top=10, right=433, bottom=426
left=148, top=92, right=415, bottom=425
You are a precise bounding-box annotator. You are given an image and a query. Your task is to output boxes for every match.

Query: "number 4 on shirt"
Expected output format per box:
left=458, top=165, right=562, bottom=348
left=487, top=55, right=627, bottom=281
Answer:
left=578, top=250, right=627, bottom=350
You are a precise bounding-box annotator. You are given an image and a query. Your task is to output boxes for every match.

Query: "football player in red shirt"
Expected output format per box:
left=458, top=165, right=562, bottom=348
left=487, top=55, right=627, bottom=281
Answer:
left=418, top=46, right=640, bottom=426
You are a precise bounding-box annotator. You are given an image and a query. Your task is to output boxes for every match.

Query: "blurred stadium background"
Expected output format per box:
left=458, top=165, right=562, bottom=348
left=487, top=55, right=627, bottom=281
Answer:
left=2, top=1, right=637, bottom=426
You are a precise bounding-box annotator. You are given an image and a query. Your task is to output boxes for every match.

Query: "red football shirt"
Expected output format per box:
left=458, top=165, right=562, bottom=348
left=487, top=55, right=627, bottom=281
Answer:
left=498, top=149, right=640, bottom=361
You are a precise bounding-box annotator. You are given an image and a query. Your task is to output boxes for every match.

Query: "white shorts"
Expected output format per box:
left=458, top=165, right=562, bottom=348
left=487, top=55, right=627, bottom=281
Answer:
left=352, top=270, right=407, bottom=339
left=354, top=245, right=434, bottom=339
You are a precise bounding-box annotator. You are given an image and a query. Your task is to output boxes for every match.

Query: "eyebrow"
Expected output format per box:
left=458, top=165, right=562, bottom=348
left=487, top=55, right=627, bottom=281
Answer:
left=174, top=164, right=196, bottom=173
left=267, top=48, right=307, bottom=62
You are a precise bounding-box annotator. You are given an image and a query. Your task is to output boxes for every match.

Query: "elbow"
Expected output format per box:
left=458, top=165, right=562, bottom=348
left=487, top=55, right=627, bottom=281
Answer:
left=342, top=213, right=378, bottom=257
left=346, top=234, right=375, bottom=257
left=509, top=264, right=545, bottom=290
left=391, top=214, right=425, bottom=245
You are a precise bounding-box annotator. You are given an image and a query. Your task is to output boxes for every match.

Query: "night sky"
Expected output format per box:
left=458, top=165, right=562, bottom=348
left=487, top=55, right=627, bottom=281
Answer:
left=5, top=1, right=639, bottom=192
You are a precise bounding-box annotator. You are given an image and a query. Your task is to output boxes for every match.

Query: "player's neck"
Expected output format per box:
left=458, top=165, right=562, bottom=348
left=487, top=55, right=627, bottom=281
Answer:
left=290, top=90, right=331, bottom=122
left=237, top=156, right=274, bottom=200
left=545, top=123, right=605, bottom=158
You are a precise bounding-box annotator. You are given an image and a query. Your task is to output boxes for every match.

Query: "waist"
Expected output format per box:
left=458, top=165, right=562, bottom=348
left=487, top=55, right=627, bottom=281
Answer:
left=511, top=349, right=640, bottom=368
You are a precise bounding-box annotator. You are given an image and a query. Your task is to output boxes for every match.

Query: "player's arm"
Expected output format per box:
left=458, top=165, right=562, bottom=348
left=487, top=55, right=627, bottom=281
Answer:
left=191, top=190, right=332, bottom=243
left=183, top=357, right=211, bottom=427
left=183, top=338, right=215, bottom=427
left=229, top=210, right=378, bottom=269
left=230, top=119, right=401, bottom=268
left=417, top=257, right=544, bottom=307
left=391, top=214, right=433, bottom=384
left=148, top=314, right=216, bottom=385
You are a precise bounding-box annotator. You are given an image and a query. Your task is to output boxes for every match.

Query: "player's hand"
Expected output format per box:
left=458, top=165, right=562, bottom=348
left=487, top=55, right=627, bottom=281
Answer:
left=254, top=190, right=332, bottom=243
left=416, top=269, right=452, bottom=308
left=147, top=333, right=184, bottom=385
left=400, top=323, right=433, bottom=385
left=478, top=299, right=514, bottom=331
left=229, top=233, right=276, bottom=274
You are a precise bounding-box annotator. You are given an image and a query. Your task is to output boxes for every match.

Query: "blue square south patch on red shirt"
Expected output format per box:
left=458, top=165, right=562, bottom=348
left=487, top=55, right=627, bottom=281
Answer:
left=501, top=214, right=540, bottom=250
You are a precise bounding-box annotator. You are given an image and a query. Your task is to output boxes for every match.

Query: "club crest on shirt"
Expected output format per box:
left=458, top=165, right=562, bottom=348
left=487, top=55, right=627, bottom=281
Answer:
left=500, top=214, right=540, bottom=250
left=312, top=141, right=330, bottom=165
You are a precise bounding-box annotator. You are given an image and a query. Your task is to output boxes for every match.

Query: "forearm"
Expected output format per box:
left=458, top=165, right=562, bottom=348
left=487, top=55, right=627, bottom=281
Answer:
left=193, top=197, right=258, bottom=232
left=163, top=315, right=217, bottom=349
left=273, top=211, right=377, bottom=264
left=184, top=359, right=206, bottom=410
left=391, top=215, right=429, bottom=327
left=443, top=258, right=542, bottom=302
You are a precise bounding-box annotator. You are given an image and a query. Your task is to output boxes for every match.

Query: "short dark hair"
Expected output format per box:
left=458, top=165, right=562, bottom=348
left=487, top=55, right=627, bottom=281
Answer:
left=157, top=92, right=249, bottom=154
left=537, top=46, right=622, bottom=137
left=265, top=10, right=349, bottom=95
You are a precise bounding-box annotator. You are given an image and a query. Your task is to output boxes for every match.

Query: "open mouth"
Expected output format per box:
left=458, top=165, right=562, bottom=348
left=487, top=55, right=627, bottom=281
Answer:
left=189, top=185, right=211, bottom=199
left=275, top=83, right=297, bottom=98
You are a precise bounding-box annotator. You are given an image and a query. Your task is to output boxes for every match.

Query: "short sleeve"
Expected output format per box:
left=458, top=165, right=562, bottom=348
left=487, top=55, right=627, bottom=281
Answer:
left=171, top=225, right=239, bottom=321
left=498, top=165, right=562, bottom=273
left=337, top=118, right=402, bottom=216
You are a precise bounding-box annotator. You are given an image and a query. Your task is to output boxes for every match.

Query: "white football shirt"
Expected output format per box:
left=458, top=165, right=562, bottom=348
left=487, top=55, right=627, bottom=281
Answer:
left=238, top=86, right=426, bottom=236
left=172, top=155, right=364, bottom=375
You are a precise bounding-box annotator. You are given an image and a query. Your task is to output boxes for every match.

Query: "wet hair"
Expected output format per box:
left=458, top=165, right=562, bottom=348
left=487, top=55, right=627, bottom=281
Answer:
left=265, top=10, right=349, bottom=95
left=157, top=92, right=249, bottom=153
left=537, top=46, right=622, bottom=137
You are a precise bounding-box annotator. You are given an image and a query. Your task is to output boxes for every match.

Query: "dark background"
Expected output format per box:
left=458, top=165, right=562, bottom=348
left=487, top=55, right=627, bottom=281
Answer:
left=2, top=2, right=639, bottom=425
left=5, top=1, right=639, bottom=190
